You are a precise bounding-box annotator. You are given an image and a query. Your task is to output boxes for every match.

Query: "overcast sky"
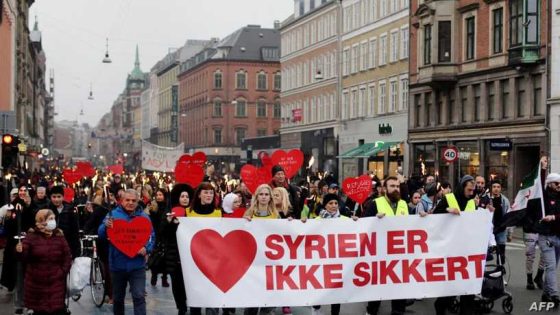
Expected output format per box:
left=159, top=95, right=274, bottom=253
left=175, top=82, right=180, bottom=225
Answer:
left=31, top=0, right=294, bottom=126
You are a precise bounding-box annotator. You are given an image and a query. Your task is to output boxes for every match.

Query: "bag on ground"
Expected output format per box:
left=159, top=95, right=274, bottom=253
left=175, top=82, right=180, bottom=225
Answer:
left=68, top=257, right=92, bottom=296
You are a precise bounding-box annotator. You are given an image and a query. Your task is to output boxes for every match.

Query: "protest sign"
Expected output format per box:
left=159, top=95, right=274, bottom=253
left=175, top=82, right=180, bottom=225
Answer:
left=141, top=140, right=184, bottom=172
left=76, top=161, right=96, bottom=177
left=240, top=164, right=271, bottom=194
left=177, top=211, right=492, bottom=307
left=107, top=217, right=152, bottom=258
left=63, top=169, right=81, bottom=185
left=175, top=162, right=204, bottom=188
left=178, top=152, right=207, bottom=167
left=342, top=175, right=372, bottom=204
left=271, top=149, right=304, bottom=179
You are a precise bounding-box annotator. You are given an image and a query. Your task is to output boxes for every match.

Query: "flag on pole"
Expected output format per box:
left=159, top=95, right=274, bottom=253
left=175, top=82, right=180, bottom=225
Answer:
left=495, top=162, right=545, bottom=232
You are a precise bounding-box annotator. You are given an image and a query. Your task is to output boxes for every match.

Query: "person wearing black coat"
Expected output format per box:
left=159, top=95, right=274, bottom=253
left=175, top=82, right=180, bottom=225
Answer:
left=159, top=184, right=193, bottom=315
left=48, top=185, right=81, bottom=259
left=270, top=165, right=302, bottom=219
left=149, top=188, right=169, bottom=287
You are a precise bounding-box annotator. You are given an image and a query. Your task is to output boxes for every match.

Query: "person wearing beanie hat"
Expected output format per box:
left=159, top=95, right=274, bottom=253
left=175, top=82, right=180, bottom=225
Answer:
left=269, top=164, right=302, bottom=219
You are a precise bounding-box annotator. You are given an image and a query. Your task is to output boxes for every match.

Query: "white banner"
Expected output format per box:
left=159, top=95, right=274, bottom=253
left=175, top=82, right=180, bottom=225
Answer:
left=177, top=211, right=493, bottom=307
left=141, top=140, right=184, bottom=172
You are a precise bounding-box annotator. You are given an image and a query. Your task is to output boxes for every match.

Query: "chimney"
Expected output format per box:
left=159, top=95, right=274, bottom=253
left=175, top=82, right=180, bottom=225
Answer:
left=274, top=20, right=281, bottom=29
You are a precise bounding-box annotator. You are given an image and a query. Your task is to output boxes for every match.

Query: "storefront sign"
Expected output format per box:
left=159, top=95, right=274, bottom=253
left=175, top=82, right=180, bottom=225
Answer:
left=292, top=108, right=302, bottom=122
left=177, top=212, right=492, bottom=307
left=489, top=139, right=512, bottom=151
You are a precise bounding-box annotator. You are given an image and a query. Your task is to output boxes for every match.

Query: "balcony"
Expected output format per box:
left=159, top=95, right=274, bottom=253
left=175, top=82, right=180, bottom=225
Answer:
left=416, top=64, right=458, bottom=87
left=508, top=44, right=540, bottom=66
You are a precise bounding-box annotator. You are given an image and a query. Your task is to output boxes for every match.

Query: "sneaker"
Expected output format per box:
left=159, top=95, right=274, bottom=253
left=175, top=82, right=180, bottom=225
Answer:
left=162, top=278, right=170, bottom=287
left=282, top=306, right=292, bottom=315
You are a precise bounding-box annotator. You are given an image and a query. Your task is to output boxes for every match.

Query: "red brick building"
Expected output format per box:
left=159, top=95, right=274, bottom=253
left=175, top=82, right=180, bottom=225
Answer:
left=178, top=25, right=281, bottom=168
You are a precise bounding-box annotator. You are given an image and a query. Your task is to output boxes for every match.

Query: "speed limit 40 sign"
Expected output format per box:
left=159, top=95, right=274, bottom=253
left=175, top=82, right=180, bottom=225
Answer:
left=442, top=146, right=459, bottom=162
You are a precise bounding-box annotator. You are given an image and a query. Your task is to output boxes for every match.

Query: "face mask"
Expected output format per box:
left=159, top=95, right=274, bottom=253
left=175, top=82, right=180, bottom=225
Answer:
left=45, top=219, right=57, bottom=231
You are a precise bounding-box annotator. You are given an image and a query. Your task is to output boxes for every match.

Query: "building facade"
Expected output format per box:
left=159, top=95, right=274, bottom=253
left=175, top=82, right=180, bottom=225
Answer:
left=338, top=0, right=410, bottom=179
left=409, top=0, right=548, bottom=196
left=549, top=1, right=560, bottom=172
left=178, top=26, right=281, bottom=170
left=0, top=0, right=15, bottom=113
left=280, top=0, right=340, bottom=177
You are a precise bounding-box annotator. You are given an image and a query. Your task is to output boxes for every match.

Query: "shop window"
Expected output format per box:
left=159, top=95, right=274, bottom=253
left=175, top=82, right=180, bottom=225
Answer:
left=413, top=143, right=435, bottom=176
left=455, top=141, right=480, bottom=179
left=486, top=142, right=509, bottom=191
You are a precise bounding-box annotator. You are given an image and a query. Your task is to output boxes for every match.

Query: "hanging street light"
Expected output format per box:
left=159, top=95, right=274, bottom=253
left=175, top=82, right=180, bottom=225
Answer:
left=102, top=38, right=112, bottom=63
left=88, top=83, right=94, bottom=100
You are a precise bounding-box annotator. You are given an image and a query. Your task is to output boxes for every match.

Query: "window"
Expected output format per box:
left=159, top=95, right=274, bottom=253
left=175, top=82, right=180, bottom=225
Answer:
left=368, top=85, right=376, bottom=116
left=359, top=88, right=366, bottom=117
left=389, top=80, right=398, bottom=112
left=343, top=49, right=350, bottom=75
left=257, top=129, right=267, bottom=137
left=235, top=99, right=247, bottom=117
left=274, top=72, right=281, bottom=90
left=361, top=42, right=368, bottom=71
left=213, top=99, right=222, bottom=117
left=379, top=81, right=386, bottom=114
left=501, top=79, right=510, bottom=119
left=474, top=84, right=481, bottom=121
left=236, top=71, right=247, bottom=89
left=257, top=71, right=267, bottom=90
left=401, top=27, right=409, bottom=59
left=390, top=31, right=398, bottom=62
left=424, top=24, right=432, bottom=65
left=257, top=100, right=267, bottom=117
left=214, top=71, right=222, bottom=89
left=299, top=0, right=304, bottom=16
left=465, top=17, right=475, bottom=60
left=379, top=35, right=387, bottom=65
left=369, top=39, right=377, bottom=68
left=493, top=8, right=503, bottom=53
left=526, top=0, right=538, bottom=44
left=400, top=78, right=408, bottom=110
left=274, top=100, right=281, bottom=118
left=352, top=90, right=358, bottom=118
left=352, top=45, right=359, bottom=73
left=235, top=128, right=246, bottom=145
left=214, top=129, right=222, bottom=145
left=510, top=0, right=523, bottom=47
left=487, top=82, right=495, bottom=121
left=381, top=0, right=387, bottom=16
left=438, top=21, right=451, bottom=62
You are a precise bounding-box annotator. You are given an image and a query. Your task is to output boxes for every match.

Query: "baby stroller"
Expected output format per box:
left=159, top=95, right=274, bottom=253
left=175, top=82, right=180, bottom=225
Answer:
left=449, top=247, right=513, bottom=314
left=475, top=246, right=513, bottom=314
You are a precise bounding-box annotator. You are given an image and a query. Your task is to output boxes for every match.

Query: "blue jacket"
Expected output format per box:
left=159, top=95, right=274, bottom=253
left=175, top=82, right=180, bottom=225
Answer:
left=98, top=206, right=155, bottom=272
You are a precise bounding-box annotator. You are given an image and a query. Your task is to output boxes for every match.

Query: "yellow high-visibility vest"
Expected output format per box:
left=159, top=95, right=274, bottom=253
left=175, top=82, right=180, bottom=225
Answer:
left=187, top=208, right=222, bottom=218
left=375, top=197, right=409, bottom=216
left=445, top=193, right=476, bottom=212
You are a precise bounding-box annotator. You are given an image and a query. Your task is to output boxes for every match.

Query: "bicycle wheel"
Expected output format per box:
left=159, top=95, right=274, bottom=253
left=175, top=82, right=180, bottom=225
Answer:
left=90, top=258, right=106, bottom=307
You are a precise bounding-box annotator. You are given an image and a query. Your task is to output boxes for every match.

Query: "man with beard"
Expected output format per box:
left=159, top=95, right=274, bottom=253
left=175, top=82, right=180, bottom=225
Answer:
left=362, top=176, right=408, bottom=315
left=432, top=175, right=478, bottom=315
left=475, top=175, right=491, bottom=209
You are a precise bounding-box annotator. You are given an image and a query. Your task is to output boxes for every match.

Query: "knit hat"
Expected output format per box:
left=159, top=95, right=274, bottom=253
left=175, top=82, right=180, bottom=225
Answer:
left=222, top=193, right=238, bottom=214
left=459, top=175, right=474, bottom=188
left=322, top=193, right=339, bottom=207
left=546, top=173, right=560, bottom=185
left=271, top=165, right=285, bottom=176
left=170, top=183, right=194, bottom=207
left=10, top=188, right=18, bottom=196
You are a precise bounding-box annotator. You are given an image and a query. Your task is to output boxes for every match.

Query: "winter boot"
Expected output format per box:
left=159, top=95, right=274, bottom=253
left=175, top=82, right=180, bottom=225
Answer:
left=527, top=273, right=535, bottom=290
left=535, top=269, right=544, bottom=289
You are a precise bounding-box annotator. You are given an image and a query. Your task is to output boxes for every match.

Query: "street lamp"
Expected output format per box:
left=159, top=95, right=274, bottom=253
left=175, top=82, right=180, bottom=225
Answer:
left=102, top=38, right=112, bottom=63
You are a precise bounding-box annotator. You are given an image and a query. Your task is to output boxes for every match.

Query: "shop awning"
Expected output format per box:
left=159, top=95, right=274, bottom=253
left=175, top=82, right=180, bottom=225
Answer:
left=338, top=143, right=378, bottom=159
left=339, top=141, right=402, bottom=159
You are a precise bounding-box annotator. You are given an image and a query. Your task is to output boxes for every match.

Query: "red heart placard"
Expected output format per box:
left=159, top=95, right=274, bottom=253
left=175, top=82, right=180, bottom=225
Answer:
left=76, top=161, right=96, bottom=177
left=175, top=163, right=204, bottom=188
left=63, top=187, right=75, bottom=203
left=342, top=174, right=372, bottom=204
left=107, top=217, right=152, bottom=258
left=240, top=164, right=271, bottom=194
left=191, top=230, right=257, bottom=293
left=258, top=151, right=273, bottom=178
left=63, top=169, right=81, bottom=185
left=107, top=165, right=124, bottom=175
left=271, top=149, right=304, bottom=179
left=178, top=152, right=207, bottom=168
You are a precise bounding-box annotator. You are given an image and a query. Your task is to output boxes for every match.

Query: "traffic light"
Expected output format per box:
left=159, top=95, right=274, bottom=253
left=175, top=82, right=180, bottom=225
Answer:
left=2, top=134, right=19, bottom=169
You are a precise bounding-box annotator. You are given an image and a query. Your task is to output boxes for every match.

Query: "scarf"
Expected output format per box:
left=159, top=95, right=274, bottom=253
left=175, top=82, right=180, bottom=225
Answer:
left=319, top=209, right=340, bottom=219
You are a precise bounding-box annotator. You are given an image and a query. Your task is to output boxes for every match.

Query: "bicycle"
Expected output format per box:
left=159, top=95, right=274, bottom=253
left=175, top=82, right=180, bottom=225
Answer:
left=72, top=234, right=106, bottom=307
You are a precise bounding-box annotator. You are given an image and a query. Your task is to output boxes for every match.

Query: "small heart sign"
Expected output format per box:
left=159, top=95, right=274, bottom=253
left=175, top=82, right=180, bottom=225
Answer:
left=175, top=163, right=204, bottom=188
left=342, top=174, right=372, bottom=204
left=63, top=187, right=75, bottom=203
left=271, top=149, right=304, bottom=179
left=178, top=152, right=207, bottom=168
left=63, top=169, right=82, bottom=185
left=107, top=217, right=152, bottom=258
left=191, top=230, right=257, bottom=293
left=107, top=165, right=124, bottom=175
left=240, top=164, right=271, bottom=194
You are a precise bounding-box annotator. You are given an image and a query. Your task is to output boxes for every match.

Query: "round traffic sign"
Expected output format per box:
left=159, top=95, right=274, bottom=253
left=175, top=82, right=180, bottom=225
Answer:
left=41, top=148, right=50, bottom=156
left=442, top=147, right=459, bottom=162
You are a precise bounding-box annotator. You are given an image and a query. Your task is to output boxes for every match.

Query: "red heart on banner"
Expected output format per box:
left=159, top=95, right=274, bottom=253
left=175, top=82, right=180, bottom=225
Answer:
left=271, top=149, right=304, bottom=179
left=107, top=165, right=124, bottom=175
left=76, top=161, right=96, bottom=177
left=107, top=217, right=152, bottom=258
left=240, top=164, right=271, bottom=194
left=63, top=169, right=82, bottom=185
left=178, top=152, right=207, bottom=168
left=63, top=187, right=75, bottom=203
left=175, top=162, right=204, bottom=188
left=342, top=174, right=372, bottom=204
left=191, top=229, right=257, bottom=293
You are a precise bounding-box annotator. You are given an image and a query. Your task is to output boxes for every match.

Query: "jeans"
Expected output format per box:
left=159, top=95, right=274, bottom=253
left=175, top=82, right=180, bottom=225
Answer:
left=112, top=268, right=146, bottom=315
left=538, top=234, right=560, bottom=297
left=525, top=232, right=545, bottom=274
